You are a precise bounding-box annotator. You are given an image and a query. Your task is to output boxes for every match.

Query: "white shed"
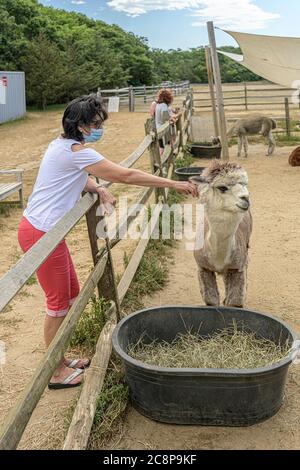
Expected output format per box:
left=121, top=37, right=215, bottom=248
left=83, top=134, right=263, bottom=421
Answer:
left=0, top=71, right=26, bottom=123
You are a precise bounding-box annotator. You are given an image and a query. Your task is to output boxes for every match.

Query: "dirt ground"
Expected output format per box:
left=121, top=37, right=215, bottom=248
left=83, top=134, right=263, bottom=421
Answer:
left=1, top=106, right=300, bottom=449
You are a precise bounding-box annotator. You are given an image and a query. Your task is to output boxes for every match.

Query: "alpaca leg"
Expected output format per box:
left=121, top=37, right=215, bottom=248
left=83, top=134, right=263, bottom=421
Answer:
left=267, top=131, right=276, bottom=156
left=237, top=135, right=243, bottom=158
left=242, top=135, right=248, bottom=158
left=223, top=269, right=247, bottom=308
left=198, top=268, right=220, bottom=306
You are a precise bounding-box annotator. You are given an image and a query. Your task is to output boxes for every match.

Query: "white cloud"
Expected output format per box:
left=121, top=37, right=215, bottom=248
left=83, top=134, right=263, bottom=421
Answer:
left=107, top=0, right=279, bottom=30
left=107, top=0, right=199, bottom=16
left=191, top=0, right=280, bottom=30
left=71, top=0, right=86, bottom=4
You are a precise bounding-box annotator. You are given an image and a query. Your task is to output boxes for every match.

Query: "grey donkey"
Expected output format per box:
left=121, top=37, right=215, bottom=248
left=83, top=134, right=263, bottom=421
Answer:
left=227, top=115, right=276, bottom=158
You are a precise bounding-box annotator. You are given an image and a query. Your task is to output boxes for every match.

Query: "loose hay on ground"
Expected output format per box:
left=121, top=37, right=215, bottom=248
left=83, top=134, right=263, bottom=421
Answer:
left=128, top=323, right=291, bottom=369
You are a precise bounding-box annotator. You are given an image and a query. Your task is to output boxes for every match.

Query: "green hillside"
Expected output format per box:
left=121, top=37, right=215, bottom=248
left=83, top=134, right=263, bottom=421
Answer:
left=0, top=0, right=261, bottom=108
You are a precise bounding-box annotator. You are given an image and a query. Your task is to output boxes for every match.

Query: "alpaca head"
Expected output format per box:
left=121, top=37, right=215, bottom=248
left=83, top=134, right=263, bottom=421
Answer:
left=190, top=161, right=250, bottom=216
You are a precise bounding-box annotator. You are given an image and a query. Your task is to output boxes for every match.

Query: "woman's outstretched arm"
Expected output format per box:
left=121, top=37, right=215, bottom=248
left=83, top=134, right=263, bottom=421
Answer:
left=85, top=159, right=198, bottom=197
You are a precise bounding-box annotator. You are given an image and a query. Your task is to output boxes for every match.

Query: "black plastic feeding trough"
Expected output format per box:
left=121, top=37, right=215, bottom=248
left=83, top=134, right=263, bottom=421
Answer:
left=191, top=142, right=222, bottom=159
left=112, top=306, right=297, bottom=426
left=175, top=166, right=206, bottom=181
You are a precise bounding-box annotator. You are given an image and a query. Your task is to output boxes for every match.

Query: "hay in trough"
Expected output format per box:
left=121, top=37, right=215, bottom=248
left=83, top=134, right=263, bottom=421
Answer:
left=128, top=323, right=290, bottom=369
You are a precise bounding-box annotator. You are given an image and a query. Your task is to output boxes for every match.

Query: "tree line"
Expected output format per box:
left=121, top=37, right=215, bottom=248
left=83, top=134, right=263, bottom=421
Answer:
left=0, top=0, right=261, bottom=109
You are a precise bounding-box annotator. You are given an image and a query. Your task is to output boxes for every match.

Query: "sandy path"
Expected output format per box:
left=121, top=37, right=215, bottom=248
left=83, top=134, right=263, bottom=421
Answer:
left=107, top=144, right=300, bottom=450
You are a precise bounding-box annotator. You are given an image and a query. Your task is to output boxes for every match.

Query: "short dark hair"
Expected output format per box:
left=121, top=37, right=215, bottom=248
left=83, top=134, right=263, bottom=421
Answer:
left=62, top=94, right=108, bottom=141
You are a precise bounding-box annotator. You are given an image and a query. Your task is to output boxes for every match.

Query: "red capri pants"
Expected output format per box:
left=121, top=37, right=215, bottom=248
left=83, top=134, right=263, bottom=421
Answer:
left=18, top=217, right=80, bottom=318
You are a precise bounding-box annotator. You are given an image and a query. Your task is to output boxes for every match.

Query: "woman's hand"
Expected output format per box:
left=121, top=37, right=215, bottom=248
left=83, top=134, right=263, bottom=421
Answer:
left=96, top=187, right=116, bottom=215
left=172, top=181, right=198, bottom=197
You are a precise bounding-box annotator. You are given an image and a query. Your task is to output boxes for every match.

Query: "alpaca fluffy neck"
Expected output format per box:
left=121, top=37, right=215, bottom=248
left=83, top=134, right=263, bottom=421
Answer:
left=205, top=210, right=242, bottom=272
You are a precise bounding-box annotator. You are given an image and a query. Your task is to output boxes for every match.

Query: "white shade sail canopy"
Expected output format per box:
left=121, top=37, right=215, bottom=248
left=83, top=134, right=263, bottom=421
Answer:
left=218, top=30, right=300, bottom=89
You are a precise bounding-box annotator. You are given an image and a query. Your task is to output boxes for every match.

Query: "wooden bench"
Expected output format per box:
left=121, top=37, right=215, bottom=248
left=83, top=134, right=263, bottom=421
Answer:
left=0, top=169, right=24, bottom=208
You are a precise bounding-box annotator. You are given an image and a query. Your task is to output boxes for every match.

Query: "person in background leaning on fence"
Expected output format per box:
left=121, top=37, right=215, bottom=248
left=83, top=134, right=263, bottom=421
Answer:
left=155, top=89, right=182, bottom=155
left=150, top=96, right=158, bottom=118
left=17, top=94, right=198, bottom=391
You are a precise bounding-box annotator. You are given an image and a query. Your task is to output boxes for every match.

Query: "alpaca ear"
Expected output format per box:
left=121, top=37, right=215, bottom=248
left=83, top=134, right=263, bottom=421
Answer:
left=189, top=176, right=208, bottom=192
left=189, top=175, right=206, bottom=184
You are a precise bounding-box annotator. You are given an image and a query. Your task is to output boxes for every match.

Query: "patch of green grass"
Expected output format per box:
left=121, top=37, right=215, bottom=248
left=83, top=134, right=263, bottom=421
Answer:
left=167, top=188, right=185, bottom=205
left=26, top=274, right=37, bottom=286
left=228, top=137, right=238, bottom=147
left=175, top=144, right=194, bottom=169
left=88, top=360, right=129, bottom=449
left=121, top=192, right=180, bottom=313
left=276, top=134, right=300, bottom=147
left=277, top=120, right=300, bottom=132
left=70, top=296, right=109, bottom=351
left=122, top=241, right=169, bottom=312
left=228, top=133, right=300, bottom=148
left=27, top=103, right=67, bottom=112
left=0, top=116, right=28, bottom=128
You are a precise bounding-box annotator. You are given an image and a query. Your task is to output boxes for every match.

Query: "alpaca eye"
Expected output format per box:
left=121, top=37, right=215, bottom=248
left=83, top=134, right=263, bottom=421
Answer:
left=217, top=186, right=228, bottom=193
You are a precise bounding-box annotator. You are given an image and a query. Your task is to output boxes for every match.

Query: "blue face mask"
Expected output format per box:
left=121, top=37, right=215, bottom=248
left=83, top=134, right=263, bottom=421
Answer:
left=83, top=128, right=104, bottom=143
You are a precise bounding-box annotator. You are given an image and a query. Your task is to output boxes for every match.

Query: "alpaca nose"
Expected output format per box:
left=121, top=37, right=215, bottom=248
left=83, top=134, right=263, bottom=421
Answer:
left=239, top=196, right=250, bottom=209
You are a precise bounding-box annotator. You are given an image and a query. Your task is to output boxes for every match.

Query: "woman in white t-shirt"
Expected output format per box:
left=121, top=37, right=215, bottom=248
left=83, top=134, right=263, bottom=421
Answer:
left=18, top=94, right=197, bottom=390
left=155, top=89, right=182, bottom=154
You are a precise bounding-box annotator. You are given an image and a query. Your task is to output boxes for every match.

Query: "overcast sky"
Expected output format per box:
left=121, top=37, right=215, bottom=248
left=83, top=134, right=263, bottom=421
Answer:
left=40, top=0, right=299, bottom=50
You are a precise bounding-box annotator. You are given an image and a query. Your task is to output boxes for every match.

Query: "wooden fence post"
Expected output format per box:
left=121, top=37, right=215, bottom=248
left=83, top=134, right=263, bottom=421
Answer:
left=244, top=82, right=248, bottom=111
left=178, top=114, right=183, bottom=149
left=97, top=219, right=121, bottom=321
left=207, top=21, right=229, bottom=160
left=205, top=46, right=219, bottom=137
left=129, top=86, right=135, bottom=112
left=190, top=89, right=194, bottom=116
left=145, top=119, right=161, bottom=204
left=85, top=200, right=102, bottom=299
left=285, top=97, right=291, bottom=137
left=85, top=194, right=121, bottom=321
left=143, top=85, right=147, bottom=103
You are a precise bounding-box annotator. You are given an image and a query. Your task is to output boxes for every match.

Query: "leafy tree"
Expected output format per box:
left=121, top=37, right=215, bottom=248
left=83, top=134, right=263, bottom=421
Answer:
left=0, top=8, right=27, bottom=70
left=21, top=33, right=67, bottom=109
left=0, top=0, right=262, bottom=108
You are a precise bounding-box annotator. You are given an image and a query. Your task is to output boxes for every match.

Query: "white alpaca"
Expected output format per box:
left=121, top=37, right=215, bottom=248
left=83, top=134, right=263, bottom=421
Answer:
left=227, top=115, right=276, bottom=158
left=190, top=161, right=252, bottom=307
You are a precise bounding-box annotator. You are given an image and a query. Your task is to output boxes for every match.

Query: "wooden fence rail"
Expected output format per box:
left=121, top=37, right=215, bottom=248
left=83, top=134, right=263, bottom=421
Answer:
left=192, top=83, right=300, bottom=111
left=98, top=81, right=191, bottom=112
left=0, top=90, right=193, bottom=450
